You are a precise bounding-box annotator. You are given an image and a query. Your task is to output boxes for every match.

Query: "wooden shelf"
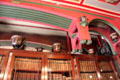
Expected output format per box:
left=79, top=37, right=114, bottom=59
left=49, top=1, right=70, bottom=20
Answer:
left=76, top=54, right=119, bottom=80
left=100, top=71, right=114, bottom=73
left=80, top=71, right=96, bottom=73
left=0, top=49, right=118, bottom=80
left=13, top=69, right=41, bottom=73
left=48, top=70, right=72, bottom=73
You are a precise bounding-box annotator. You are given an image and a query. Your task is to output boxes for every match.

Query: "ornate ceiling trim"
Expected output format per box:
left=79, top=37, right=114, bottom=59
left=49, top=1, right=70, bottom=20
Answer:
left=40, top=0, right=120, bottom=17
left=1, top=1, right=114, bottom=20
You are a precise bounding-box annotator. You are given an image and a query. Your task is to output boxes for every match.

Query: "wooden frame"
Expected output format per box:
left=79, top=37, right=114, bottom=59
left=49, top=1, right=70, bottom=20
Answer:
left=76, top=54, right=119, bottom=80
left=45, top=53, right=76, bottom=80
left=0, top=49, right=10, bottom=80
left=0, top=49, right=75, bottom=80
left=76, top=54, right=99, bottom=80
left=0, top=49, right=119, bottom=80
left=6, top=50, right=45, bottom=80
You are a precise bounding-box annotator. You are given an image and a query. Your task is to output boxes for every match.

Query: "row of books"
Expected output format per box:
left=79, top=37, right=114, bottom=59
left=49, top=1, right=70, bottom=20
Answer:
left=48, top=60, right=72, bottom=71
left=99, top=61, right=113, bottom=71
left=80, top=73, right=98, bottom=80
left=12, top=71, right=41, bottom=80
left=101, top=73, right=116, bottom=80
left=79, top=66, right=96, bottom=72
left=48, top=73, right=72, bottom=80
left=15, top=58, right=42, bottom=71
left=79, top=61, right=96, bottom=66
left=79, top=61, right=96, bottom=72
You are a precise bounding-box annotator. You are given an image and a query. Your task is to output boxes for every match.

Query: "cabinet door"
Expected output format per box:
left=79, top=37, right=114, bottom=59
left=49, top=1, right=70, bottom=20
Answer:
left=45, top=54, right=75, bottom=80
left=98, top=60, right=117, bottom=80
left=0, top=49, right=10, bottom=80
left=76, top=55, right=119, bottom=80
left=10, top=50, right=44, bottom=80
left=76, top=55, right=98, bottom=80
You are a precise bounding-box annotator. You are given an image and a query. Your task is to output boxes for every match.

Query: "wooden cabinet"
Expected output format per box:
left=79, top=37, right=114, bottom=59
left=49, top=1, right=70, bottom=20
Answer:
left=0, top=49, right=75, bottom=80
left=76, top=55, right=98, bottom=80
left=0, top=49, right=119, bottom=80
left=98, top=60, right=116, bottom=80
left=10, top=50, right=44, bottom=80
left=45, top=54, right=75, bottom=80
left=76, top=55, right=119, bottom=80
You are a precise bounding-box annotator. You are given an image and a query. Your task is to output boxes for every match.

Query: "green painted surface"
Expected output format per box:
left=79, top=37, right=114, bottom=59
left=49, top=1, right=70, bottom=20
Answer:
left=12, top=0, right=113, bottom=20
left=0, top=5, right=72, bottom=29
left=72, top=33, right=77, bottom=38
left=0, top=41, right=52, bottom=50
left=89, top=31, right=117, bottom=55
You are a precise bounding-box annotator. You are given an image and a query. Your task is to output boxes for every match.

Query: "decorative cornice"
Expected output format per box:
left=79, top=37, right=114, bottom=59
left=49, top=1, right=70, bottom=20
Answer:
left=10, top=0, right=114, bottom=20
left=0, top=4, right=72, bottom=29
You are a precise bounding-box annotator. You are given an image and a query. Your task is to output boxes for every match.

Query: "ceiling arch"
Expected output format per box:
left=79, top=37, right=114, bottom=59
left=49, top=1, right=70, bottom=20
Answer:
left=89, top=19, right=120, bottom=35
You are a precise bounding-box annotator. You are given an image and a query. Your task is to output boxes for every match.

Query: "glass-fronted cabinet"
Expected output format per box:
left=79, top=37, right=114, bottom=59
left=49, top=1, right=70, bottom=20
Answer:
left=76, top=55, right=119, bottom=80
left=11, top=57, right=42, bottom=80
left=98, top=60, right=117, bottom=80
left=9, top=50, right=44, bottom=80
left=76, top=55, right=98, bottom=80
left=46, top=54, right=75, bottom=80
left=0, top=49, right=119, bottom=80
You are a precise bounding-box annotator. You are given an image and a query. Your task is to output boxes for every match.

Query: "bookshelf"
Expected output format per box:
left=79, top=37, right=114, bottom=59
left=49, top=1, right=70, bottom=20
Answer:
left=46, top=54, right=75, bottom=80
left=10, top=50, right=44, bottom=80
left=76, top=54, right=98, bottom=80
left=79, top=60, right=98, bottom=80
left=76, top=54, right=118, bottom=80
left=47, top=59, right=72, bottom=80
left=0, top=49, right=119, bottom=80
left=98, top=61, right=116, bottom=80
left=11, top=57, right=42, bottom=80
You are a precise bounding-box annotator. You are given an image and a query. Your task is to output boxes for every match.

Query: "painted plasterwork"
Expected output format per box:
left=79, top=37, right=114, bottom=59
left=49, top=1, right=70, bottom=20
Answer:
left=84, top=0, right=120, bottom=14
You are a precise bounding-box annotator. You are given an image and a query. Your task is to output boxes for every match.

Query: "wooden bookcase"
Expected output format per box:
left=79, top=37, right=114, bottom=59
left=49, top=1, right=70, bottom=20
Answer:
left=9, top=50, right=45, bottom=80
left=0, top=49, right=119, bottom=80
left=76, top=54, right=119, bottom=80
left=76, top=54, right=98, bottom=80
left=0, top=49, right=75, bottom=80
left=45, top=53, right=75, bottom=80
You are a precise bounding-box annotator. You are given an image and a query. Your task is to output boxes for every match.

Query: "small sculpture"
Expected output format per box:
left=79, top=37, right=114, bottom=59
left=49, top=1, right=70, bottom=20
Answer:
left=52, top=43, right=62, bottom=53
left=11, top=35, right=25, bottom=49
left=110, top=32, right=118, bottom=43
left=80, top=16, right=88, bottom=27
left=11, top=35, right=36, bottom=51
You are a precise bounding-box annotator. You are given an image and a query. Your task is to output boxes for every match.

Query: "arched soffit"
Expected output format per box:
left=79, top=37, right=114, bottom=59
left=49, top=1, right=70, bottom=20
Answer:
left=89, top=19, right=120, bottom=36
left=89, top=31, right=117, bottom=55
